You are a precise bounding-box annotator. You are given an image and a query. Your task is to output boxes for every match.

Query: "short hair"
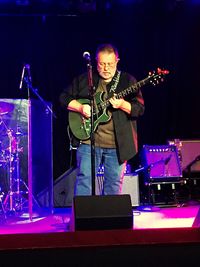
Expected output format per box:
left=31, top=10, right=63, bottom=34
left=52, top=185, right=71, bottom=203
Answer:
left=95, top=43, right=119, bottom=59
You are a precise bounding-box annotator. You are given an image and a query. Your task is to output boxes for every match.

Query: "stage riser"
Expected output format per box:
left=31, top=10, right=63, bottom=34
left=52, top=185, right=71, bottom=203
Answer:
left=0, top=241, right=200, bottom=267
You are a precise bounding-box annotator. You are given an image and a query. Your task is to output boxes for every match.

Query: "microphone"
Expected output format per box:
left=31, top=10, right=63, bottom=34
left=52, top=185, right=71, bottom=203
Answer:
left=164, top=155, right=172, bottom=165
left=83, top=51, right=91, bottom=62
left=19, top=65, right=26, bottom=90
left=19, top=64, right=31, bottom=90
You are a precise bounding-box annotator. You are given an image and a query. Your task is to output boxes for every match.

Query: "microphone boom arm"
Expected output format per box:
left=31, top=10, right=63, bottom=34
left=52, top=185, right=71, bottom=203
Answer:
left=23, top=65, right=57, bottom=119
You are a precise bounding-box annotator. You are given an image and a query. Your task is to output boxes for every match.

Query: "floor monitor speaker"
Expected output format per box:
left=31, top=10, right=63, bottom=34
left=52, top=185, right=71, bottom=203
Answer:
left=70, top=194, right=133, bottom=231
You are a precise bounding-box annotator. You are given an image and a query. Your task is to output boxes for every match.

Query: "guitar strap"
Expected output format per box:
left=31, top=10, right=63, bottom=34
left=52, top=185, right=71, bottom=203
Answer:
left=69, top=70, right=121, bottom=148
left=109, top=70, right=121, bottom=94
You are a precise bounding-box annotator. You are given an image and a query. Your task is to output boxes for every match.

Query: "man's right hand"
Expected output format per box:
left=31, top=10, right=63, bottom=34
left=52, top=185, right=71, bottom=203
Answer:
left=68, top=100, right=91, bottom=118
left=80, top=104, right=91, bottom=118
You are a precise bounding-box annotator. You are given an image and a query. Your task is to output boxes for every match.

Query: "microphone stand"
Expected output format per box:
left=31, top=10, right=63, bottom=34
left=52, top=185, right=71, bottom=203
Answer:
left=22, top=67, right=56, bottom=220
left=85, top=58, right=96, bottom=196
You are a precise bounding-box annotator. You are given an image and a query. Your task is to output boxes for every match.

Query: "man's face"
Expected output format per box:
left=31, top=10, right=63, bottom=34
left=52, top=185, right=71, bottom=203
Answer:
left=96, top=51, right=119, bottom=82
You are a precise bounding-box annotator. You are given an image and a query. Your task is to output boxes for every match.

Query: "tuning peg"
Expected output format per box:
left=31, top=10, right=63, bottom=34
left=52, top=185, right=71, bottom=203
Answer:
left=157, top=68, right=170, bottom=75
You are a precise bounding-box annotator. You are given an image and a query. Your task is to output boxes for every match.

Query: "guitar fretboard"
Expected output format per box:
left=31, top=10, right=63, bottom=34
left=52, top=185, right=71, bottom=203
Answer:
left=99, top=75, right=154, bottom=110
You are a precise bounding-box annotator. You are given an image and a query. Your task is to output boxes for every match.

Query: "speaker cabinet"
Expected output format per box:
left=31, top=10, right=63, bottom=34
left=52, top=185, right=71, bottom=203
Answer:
left=121, top=174, right=140, bottom=206
left=53, top=167, right=77, bottom=207
left=70, top=194, right=133, bottom=231
left=168, top=139, right=200, bottom=177
left=53, top=168, right=137, bottom=207
left=53, top=168, right=104, bottom=207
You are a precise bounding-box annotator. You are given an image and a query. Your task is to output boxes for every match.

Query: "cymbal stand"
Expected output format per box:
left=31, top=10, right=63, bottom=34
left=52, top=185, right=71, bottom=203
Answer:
left=0, top=118, right=31, bottom=217
left=3, top=129, right=16, bottom=214
left=11, top=131, right=28, bottom=212
left=0, top=117, right=8, bottom=218
left=3, top=129, right=29, bottom=214
left=0, top=189, right=6, bottom=223
left=4, top=128, right=40, bottom=214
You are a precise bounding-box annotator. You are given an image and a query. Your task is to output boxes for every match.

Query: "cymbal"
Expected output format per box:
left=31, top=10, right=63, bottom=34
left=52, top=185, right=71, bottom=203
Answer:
left=0, top=101, right=14, bottom=115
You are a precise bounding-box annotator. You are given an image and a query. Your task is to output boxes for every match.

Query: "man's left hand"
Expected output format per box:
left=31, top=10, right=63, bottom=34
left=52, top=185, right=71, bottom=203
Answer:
left=109, top=95, right=124, bottom=109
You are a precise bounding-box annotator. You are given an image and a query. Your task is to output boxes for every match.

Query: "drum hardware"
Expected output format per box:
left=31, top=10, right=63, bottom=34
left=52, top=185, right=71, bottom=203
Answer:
left=0, top=101, right=14, bottom=115
left=0, top=188, right=6, bottom=222
left=0, top=142, right=7, bottom=167
left=0, top=126, right=7, bottom=221
left=0, top=104, right=40, bottom=217
left=3, top=128, right=30, bottom=215
left=0, top=104, right=29, bottom=216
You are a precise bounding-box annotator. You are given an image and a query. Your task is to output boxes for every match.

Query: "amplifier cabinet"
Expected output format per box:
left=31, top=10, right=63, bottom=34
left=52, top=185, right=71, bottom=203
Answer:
left=141, top=145, right=182, bottom=183
left=121, top=174, right=140, bottom=207
left=168, top=139, right=200, bottom=177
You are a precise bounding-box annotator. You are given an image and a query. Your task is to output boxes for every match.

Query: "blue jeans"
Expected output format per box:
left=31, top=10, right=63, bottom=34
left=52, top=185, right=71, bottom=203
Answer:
left=75, top=144, right=126, bottom=195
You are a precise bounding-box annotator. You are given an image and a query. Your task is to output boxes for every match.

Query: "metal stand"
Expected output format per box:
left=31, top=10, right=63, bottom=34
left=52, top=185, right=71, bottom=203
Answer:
left=133, top=163, right=157, bottom=211
left=83, top=53, right=96, bottom=195
left=20, top=64, right=55, bottom=220
left=3, top=128, right=39, bottom=215
left=0, top=190, right=6, bottom=223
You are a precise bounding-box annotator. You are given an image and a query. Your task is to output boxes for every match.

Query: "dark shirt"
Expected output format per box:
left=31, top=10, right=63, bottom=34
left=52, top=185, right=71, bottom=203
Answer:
left=60, top=70, right=145, bottom=164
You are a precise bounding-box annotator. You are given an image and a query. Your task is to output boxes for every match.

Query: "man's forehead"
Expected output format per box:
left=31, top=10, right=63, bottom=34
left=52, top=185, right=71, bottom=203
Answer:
left=97, top=52, right=117, bottom=60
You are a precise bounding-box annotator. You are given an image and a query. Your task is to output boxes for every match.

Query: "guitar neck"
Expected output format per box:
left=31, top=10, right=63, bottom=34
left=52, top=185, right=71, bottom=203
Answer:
left=115, top=77, right=149, bottom=99
left=101, top=76, right=149, bottom=110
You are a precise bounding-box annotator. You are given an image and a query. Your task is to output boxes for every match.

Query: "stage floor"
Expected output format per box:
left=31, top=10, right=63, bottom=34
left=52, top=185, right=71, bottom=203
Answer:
left=0, top=204, right=199, bottom=235
left=0, top=203, right=200, bottom=265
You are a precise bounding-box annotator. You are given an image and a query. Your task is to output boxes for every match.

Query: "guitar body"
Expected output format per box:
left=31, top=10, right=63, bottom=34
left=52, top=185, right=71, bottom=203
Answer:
left=68, top=92, right=111, bottom=140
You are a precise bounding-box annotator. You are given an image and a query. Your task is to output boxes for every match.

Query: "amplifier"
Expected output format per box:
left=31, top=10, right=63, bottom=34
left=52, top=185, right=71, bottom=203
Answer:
left=168, top=139, right=200, bottom=175
left=121, top=174, right=140, bottom=207
left=96, top=174, right=140, bottom=207
left=141, top=145, right=182, bottom=183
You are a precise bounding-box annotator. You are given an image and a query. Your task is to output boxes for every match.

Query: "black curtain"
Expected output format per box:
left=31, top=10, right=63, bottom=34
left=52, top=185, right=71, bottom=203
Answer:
left=0, top=2, right=200, bottom=179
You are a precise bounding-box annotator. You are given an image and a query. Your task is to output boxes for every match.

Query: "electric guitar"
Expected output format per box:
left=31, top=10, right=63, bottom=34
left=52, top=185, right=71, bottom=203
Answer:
left=68, top=68, right=169, bottom=140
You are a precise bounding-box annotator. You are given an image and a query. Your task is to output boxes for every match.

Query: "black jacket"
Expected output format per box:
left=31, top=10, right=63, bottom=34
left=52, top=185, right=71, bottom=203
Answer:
left=60, top=70, right=145, bottom=164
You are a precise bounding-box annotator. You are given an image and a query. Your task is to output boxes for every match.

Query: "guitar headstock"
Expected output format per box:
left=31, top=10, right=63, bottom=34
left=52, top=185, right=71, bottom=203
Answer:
left=148, top=68, right=169, bottom=86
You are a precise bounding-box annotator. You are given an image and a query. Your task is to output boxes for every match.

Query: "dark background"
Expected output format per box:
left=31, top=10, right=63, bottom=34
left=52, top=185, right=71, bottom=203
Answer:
left=0, top=0, right=200, bottom=180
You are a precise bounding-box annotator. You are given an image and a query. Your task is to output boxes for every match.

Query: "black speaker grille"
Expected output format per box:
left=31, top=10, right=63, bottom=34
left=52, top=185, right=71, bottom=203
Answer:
left=71, top=194, right=133, bottom=231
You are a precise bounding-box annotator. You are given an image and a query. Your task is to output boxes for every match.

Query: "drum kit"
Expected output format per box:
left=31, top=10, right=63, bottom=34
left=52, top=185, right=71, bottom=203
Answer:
left=0, top=101, right=28, bottom=219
